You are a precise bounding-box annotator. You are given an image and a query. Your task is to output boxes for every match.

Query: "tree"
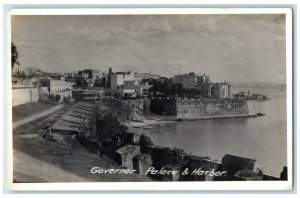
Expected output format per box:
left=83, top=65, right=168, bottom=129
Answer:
left=146, top=77, right=208, bottom=98
left=49, top=94, right=55, bottom=101
left=112, top=92, right=121, bottom=99
left=95, top=113, right=127, bottom=141
left=55, top=94, right=61, bottom=103
left=11, top=42, right=20, bottom=70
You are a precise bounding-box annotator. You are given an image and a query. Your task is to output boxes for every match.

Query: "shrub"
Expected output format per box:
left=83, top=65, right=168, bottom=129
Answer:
left=95, top=113, right=127, bottom=141
left=55, top=94, right=61, bottom=102
left=49, top=94, right=55, bottom=101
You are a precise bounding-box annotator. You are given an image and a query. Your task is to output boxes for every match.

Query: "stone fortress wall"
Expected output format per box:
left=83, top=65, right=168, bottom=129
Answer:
left=176, top=98, right=249, bottom=119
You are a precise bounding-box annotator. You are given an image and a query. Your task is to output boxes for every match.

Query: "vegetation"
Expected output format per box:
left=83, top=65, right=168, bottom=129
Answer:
left=11, top=42, right=20, bottom=70
left=55, top=94, right=61, bottom=103
left=48, top=94, right=61, bottom=103
left=95, top=113, right=127, bottom=142
left=100, top=98, right=133, bottom=121
left=143, top=78, right=209, bottom=98
left=49, top=94, right=55, bottom=101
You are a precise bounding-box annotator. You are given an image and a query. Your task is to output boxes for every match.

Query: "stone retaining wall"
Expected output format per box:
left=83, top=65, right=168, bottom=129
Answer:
left=176, top=98, right=249, bottom=119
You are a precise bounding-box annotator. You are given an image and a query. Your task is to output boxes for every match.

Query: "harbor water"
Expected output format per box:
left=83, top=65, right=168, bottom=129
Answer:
left=147, top=88, right=287, bottom=177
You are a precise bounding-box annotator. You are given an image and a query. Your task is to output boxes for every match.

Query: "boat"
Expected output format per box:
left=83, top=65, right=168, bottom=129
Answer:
left=257, top=113, right=266, bottom=116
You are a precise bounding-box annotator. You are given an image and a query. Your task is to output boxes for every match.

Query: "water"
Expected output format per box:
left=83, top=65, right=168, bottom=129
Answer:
left=147, top=88, right=287, bottom=177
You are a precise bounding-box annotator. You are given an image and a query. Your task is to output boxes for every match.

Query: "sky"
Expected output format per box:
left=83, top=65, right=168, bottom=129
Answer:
left=11, top=14, right=286, bottom=83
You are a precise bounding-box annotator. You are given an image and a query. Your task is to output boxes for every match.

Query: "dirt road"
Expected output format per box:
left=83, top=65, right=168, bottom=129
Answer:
left=13, top=104, right=64, bottom=129
left=13, top=150, right=93, bottom=182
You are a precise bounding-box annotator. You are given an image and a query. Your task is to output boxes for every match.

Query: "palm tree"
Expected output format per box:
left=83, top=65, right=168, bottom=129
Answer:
left=11, top=42, right=20, bottom=70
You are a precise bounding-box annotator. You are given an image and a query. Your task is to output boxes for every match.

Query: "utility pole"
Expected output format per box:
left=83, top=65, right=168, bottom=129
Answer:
left=179, top=65, right=182, bottom=75
left=48, top=86, right=50, bottom=104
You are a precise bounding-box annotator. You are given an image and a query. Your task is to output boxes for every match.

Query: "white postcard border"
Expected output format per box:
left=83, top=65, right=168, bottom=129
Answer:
left=6, top=7, right=294, bottom=191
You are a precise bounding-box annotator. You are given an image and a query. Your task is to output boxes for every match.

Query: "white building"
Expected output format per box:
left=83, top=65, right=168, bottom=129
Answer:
left=49, top=79, right=74, bottom=93
left=110, top=71, right=135, bottom=90
left=39, top=76, right=74, bottom=102
left=108, top=69, right=153, bottom=97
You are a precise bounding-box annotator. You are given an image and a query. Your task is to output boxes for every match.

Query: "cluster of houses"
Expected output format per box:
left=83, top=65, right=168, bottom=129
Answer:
left=12, top=66, right=235, bottom=106
left=64, top=68, right=160, bottom=100
left=12, top=67, right=162, bottom=104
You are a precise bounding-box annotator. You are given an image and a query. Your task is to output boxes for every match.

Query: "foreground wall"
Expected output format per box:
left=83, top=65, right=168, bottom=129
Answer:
left=176, top=98, right=249, bottom=119
left=12, top=87, right=39, bottom=107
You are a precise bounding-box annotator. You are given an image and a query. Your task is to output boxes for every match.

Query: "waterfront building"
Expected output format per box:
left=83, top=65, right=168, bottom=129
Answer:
left=173, top=72, right=232, bottom=98
left=174, top=72, right=197, bottom=89
left=212, top=82, right=232, bottom=98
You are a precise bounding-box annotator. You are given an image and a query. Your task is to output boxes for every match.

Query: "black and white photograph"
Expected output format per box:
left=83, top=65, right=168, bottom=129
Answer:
left=7, top=8, right=293, bottom=191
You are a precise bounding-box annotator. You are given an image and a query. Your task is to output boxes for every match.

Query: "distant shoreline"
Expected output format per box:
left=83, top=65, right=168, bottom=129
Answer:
left=232, top=86, right=286, bottom=89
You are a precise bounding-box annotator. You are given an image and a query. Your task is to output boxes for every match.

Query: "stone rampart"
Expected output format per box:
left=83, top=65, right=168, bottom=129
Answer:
left=176, top=98, right=249, bottom=119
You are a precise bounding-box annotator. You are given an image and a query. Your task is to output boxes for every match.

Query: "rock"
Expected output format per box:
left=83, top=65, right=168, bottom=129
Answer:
left=42, top=128, right=66, bottom=144
left=52, top=133, right=65, bottom=144
left=139, top=133, right=154, bottom=147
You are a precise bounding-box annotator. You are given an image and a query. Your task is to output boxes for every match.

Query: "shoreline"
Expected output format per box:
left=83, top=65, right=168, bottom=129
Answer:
left=179, top=114, right=258, bottom=120
left=122, top=115, right=177, bottom=132
left=123, top=113, right=259, bottom=132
